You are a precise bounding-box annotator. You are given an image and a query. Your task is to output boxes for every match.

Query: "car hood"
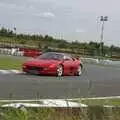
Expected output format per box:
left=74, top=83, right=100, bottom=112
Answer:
left=24, top=59, right=62, bottom=67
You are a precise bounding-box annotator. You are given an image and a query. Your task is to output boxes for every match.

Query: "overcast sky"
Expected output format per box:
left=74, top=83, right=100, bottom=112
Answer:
left=0, top=0, right=120, bottom=46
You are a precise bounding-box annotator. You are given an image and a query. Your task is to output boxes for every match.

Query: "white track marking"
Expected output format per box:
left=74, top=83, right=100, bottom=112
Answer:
left=68, top=96, right=120, bottom=100
left=0, top=97, right=120, bottom=108
left=10, top=70, right=22, bottom=74
left=0, top=70, right=23, bottom=74
left=0, top=70, right=11, bottom=74
left=0, top=96, right=120, bottom=103
left=1, top=100, right=87, bottom=108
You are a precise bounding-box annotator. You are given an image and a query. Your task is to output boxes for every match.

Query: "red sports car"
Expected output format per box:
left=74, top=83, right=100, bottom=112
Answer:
left=22, top=52, right=83, bottom=76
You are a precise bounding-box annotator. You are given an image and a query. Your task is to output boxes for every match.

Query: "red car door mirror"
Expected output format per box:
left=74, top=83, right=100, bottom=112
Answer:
left=72, top=58, right=76, bottom=61
left=64, top=58, right=70, bottom=61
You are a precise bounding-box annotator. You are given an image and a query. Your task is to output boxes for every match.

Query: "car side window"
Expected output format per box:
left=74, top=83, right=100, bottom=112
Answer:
left=64, top=55, right=72, bottom=61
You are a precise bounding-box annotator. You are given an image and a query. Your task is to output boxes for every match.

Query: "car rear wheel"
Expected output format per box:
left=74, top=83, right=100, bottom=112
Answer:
left=57, top=65, right=63, bottom=77
left=76, top=65, right=82, bottom=76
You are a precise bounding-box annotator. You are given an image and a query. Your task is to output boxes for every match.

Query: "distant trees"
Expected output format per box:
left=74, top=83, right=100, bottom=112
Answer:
left=0, top=27, right=120, bottom=57
left=0, top=27, right=14, bottom=37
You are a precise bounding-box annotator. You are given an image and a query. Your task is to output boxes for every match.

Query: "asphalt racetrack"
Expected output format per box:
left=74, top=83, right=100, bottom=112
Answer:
left=0, top=64, right=120, bottom=99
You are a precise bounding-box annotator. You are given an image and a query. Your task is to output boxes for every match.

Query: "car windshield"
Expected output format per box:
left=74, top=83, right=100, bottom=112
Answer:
left=37, top=53, right=64, bottom=60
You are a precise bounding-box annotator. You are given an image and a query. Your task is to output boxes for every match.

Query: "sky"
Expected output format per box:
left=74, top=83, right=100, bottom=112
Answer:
left=0, top=0, right=120, bottom=46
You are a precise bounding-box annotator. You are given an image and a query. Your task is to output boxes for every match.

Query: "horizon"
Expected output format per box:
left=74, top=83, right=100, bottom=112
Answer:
left=0, top=26, right=117, bottom=48
left=0, top=0, right=120, bottom=46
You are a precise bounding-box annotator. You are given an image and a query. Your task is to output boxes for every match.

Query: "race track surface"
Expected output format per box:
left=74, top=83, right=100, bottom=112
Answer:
left=0, top=64, right=120, bottom=99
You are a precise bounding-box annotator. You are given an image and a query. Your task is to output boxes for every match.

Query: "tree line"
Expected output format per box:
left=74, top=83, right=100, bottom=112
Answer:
left=0, top=27, right=120, bottom=58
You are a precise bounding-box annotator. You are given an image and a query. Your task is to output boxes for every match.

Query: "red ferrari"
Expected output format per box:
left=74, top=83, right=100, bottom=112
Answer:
left=22, top=52, right=83, bottom=76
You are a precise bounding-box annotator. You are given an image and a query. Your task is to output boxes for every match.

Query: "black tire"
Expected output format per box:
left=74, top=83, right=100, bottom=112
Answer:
left=75, top=65, right=82, bottom=76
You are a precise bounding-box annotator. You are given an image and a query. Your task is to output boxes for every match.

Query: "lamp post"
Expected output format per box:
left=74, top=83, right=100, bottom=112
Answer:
left=99, top=16, right=108, bottom=57
left=13, top=27, right=16, bottom=47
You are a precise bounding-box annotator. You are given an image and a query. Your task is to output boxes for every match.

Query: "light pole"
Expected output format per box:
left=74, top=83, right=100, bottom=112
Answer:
left=13, top=27, right=16, bottom=47
left=99, top=16, right=108, bottom=57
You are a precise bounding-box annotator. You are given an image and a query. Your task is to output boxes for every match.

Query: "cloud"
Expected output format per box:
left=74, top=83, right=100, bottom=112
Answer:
left=76, top=29, right=86, bottom=33
left=0, top=2, right=28, bottom=11
left=0, top=1, right=55, bottom=18
left=0, top=2, right=16, bottom=8
left=34, top=12, right=55, bottom=18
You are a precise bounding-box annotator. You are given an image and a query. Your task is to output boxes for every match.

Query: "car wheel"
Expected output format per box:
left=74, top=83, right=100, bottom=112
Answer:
left=57, top=65, right=63, bottom=77
left=76, top=65, right=82, bottom=76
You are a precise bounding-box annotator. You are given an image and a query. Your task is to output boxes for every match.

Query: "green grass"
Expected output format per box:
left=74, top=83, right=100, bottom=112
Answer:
left=80, top=98, right=120, bottom=106
left=0, top=107, right=120, bottom=120
left=0, top=55, right=27, bottom=70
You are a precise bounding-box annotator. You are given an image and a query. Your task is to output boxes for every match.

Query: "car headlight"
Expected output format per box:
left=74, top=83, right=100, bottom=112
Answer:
left=23, top=65, right=27, bottom=69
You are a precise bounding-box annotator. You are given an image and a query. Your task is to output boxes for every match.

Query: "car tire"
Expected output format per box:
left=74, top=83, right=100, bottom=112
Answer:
left=75, top=65, right=82, bottom=76
left=57, top=65, right=63, bottom=77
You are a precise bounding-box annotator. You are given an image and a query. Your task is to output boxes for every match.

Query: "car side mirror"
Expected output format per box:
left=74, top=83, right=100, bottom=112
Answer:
left=76, top=57, right=80, bottom=60
left=64, top=58, right=70, bottom=61
left=72, top=58, right=76, bottom=61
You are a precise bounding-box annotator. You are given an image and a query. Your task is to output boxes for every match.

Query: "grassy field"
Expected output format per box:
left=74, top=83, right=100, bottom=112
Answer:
left=0, top=107, right=120, bottom=120
left=0, top=55, right=27, bottom=70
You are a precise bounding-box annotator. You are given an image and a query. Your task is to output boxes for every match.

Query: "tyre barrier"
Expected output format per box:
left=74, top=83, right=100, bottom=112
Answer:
left=0, top=48, right=42, bottom=57
left=0, top=48, right=24, bottom=56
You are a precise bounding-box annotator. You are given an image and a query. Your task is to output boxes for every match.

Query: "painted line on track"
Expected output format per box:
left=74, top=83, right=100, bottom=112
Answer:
left=0, top=97, right=120, bottom=108
left=0, top=99, right=87, bottom=108
left=0, top=70, right=23, bottom=75
left=0, top=95, right=120, bottom=108
left=0, top=96, right=120, bottom=103
left=69, top=96, right=120, bottom=100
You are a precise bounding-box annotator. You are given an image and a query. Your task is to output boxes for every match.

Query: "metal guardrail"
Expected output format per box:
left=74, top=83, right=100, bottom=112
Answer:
left=81, top=57, right=120, bottom=67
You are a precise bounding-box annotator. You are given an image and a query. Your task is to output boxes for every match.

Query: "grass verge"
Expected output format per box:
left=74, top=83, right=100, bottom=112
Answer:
left=0, top=99, right=120, bottom=120
left=0, top=107, right=120, bottom=120
left=72, top=98, right=120, bottom=106
left=0, top=55, right=27, bottom=70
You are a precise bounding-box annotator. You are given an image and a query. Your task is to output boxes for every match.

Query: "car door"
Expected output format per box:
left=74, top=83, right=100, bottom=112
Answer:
left=63, top=56, right=75, bottom=74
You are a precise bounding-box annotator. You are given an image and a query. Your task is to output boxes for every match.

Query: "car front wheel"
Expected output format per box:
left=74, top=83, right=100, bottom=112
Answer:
left=76, top=65, right=82, bottom=76
left=57, top=65, right=63, bottom=77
